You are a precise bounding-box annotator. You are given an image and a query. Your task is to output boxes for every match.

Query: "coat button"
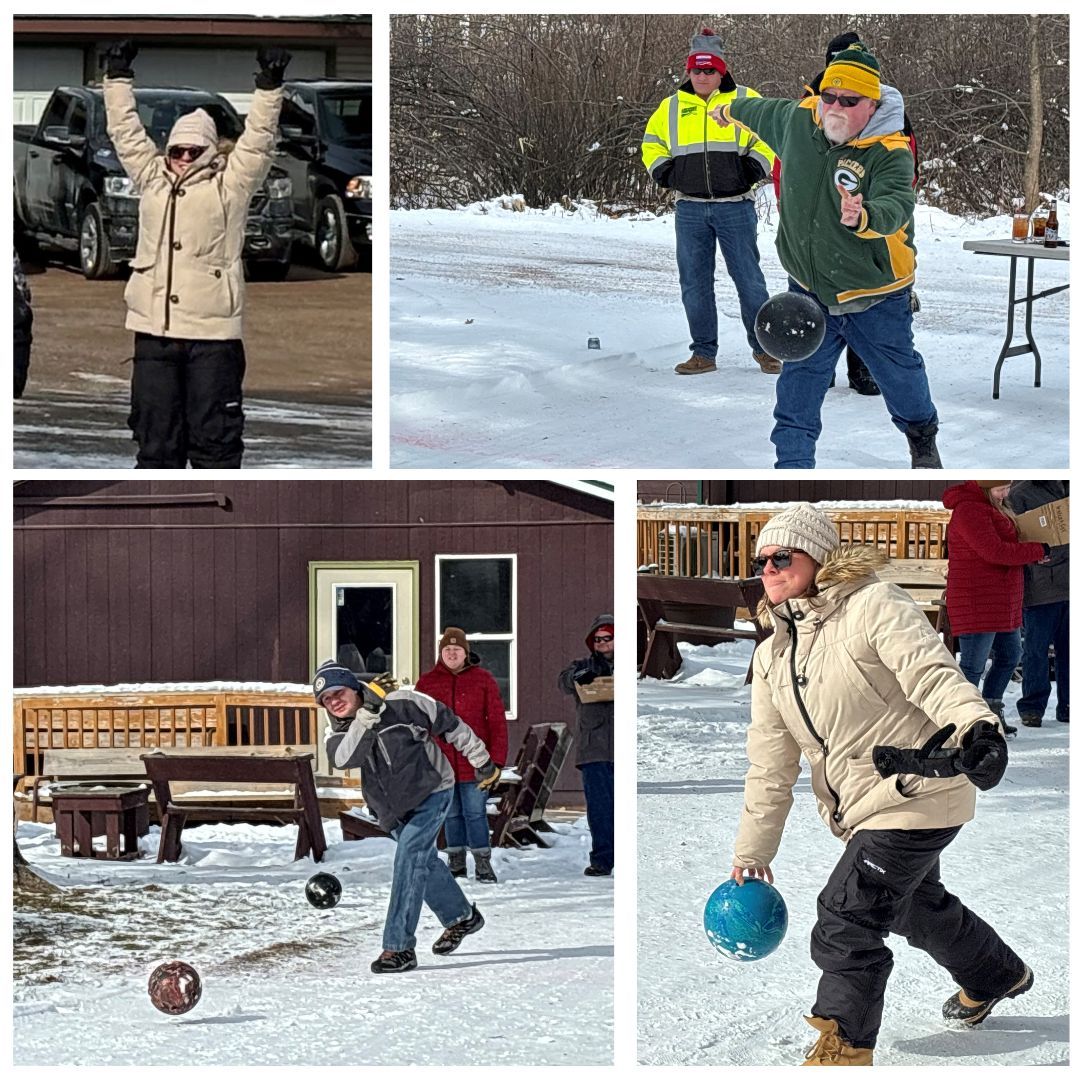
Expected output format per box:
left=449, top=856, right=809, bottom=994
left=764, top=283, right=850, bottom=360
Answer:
left=172, top=241, right=182, bottom=251
left=214, top=269, right=222, bottom=278
left=177, top=189, right=185, bottom=197
left=793, top=610, right=805, bottom=621
left=170, top=294, right=179, bottom=303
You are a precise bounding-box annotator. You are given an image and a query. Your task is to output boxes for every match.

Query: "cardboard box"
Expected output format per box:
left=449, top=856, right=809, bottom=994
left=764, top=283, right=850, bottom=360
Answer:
left=574, top=676, right=614, bottom=703
left=1010, top=497, right=1069, bottom=546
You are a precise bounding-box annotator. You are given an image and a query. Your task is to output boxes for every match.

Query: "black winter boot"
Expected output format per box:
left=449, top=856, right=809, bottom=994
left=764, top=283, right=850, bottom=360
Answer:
left=985, top=698, right=1017, bottom=737
left=472, top=850, right=497, bottom=883
left=905, top=421, right=942, bottom=468
left=432, top=904, right=485, bottom=955
left=943, top=965, right=1033, bottom=1026
left=846, top=351, right=881, bottom=396
left=447, top=848, right=467, bottom=878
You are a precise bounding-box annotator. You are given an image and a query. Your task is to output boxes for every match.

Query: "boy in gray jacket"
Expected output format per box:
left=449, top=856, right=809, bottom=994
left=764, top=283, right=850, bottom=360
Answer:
left=315, top=660, right=501, bottom=972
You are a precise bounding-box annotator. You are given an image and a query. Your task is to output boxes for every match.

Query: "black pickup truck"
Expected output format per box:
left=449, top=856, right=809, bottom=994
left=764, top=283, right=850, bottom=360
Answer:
left=275, top=79, right=372, bottom=271
left=14, top=85, right=294, bottom=280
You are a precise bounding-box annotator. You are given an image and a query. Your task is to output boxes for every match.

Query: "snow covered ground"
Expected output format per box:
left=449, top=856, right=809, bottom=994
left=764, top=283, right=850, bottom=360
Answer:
left=637, top=639, right=1069, bottom=1066
left=14, top=815, right=612, bottom=1066
left=390, top=198, right=1069, bottom=469
left=14, top=391, right=372, bottom=468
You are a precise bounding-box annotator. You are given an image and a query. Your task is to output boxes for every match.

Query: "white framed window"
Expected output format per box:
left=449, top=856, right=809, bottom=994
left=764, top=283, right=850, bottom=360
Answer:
left=434, top=553, right=517, bottom=718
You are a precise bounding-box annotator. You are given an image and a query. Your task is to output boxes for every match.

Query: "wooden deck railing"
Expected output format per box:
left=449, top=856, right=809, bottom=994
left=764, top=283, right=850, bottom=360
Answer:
left=12, top=691, right=356, bottom=786
left=637, top=505, right=951, bottom=578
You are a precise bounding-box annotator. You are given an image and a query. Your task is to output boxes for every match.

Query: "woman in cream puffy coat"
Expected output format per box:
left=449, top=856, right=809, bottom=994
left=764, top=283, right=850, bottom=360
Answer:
left=102, top=40, right=289, bottom=468
left=729, top=503, right=1031, bottom=1065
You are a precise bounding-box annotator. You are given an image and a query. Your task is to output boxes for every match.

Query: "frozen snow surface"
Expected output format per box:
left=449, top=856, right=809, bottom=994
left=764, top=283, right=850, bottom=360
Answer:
left=14, top=817, right=613, bottom=1065
left=390, top=198, right=1069, bottom=468
left=637, top=639, right=1068, bottom=1066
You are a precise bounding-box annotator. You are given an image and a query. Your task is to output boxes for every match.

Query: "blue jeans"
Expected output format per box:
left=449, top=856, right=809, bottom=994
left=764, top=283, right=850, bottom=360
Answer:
left=956, top=630, right=1022, bottom=702
left=579, top=761, right=614, bottom=871
left=771, top=281, right=938, bottom=469
left=384, top=788, right=472, bottom=952
left=443, top=780, right=491, bottom=853
left=1018, top=601, right=1069, bottom=720
left=674, top=198, right=770, bottom=359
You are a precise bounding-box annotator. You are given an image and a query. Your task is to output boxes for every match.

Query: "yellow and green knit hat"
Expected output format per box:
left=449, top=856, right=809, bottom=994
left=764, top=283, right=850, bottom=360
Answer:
left=821, top=42, right=881, bottom=100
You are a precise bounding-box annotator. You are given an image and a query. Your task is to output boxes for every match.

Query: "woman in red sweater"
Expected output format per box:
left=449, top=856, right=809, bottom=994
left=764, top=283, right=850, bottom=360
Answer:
left=416, top=627, right=508, bottom=883
left=943, top=481, right=1049, bottom=735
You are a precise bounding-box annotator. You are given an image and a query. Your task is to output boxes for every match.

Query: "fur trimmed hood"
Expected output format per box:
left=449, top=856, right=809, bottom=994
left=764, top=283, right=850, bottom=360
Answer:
left=757, top=544, right=888, bottom=627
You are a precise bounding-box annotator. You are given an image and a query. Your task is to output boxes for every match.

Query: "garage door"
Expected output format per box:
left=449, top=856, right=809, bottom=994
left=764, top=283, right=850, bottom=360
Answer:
left=13, top=46, right=85, bottom=123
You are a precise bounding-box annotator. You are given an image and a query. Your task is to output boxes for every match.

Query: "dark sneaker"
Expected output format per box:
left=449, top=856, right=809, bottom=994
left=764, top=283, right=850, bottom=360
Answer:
left=674, top=354, right=717, bottom=375
left=1020, top=714, right=1043, bottom=728
left=432, top=904, right=484, bottom=955
left=752, top=350, right=782, bottom=375
left=943, top=965, right=1033, bottom=1026
left=584, top=865, right=612, bottom=877
left=370, top=949, right=417, bottom=974
left=447, top=849, right=467, bottom=878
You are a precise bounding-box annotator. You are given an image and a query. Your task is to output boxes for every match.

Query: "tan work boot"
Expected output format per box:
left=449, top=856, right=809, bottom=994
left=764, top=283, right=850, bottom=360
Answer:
left=674, top=354, right=717, bottom=375
left=753, top=350, right=783, bottom=374
left=801, top=1016, right=873, bottom=1066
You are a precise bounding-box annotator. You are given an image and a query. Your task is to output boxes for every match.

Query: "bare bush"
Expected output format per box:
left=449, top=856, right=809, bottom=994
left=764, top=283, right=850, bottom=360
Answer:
left=390, top=14, right=1068, bottom=217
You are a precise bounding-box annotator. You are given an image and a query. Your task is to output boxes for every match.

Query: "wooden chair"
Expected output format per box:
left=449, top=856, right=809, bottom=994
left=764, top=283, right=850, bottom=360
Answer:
left=637, top=573, right=770, bottom=683
left=488, top=722, right=573, bottom=849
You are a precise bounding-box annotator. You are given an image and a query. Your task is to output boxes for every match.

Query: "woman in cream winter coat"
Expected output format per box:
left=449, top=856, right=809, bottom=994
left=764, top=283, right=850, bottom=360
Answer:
left=730, top=503, right=1031, bottom=1065
left=102, top=39, right=289, bottom=469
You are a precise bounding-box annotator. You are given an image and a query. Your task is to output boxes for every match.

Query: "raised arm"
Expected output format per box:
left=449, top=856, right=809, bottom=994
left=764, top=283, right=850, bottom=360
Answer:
left=223, top=47, right=290, bottom=200
left=100, top=41, right=160, bottom=191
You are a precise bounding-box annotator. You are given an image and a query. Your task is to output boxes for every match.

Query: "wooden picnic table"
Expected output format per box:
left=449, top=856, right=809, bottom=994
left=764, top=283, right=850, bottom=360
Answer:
left=141, top=751, right=327, bottom=864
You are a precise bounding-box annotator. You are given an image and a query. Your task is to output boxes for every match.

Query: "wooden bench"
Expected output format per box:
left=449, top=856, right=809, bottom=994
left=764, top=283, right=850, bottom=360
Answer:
left=637, top=573, right=770, bottom=682
left=51, top=783, right=150, bottom=861
left=489, top=723, right=573, bottom=848
left=141, top=751, right=327, bottom=864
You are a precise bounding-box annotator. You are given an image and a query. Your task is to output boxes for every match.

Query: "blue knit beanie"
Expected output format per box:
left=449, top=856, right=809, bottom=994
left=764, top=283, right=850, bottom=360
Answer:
left=313, top=659, right=362, bottom=703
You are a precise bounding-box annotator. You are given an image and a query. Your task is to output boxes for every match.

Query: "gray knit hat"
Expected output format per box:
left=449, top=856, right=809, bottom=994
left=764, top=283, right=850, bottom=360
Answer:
left=756, top=503, right=840, bottom=565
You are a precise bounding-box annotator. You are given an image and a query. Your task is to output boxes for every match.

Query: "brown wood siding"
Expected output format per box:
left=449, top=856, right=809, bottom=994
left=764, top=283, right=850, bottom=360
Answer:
left=14, top=481, right=613, bottom=800
left=637, top=480, right=961, bottom=503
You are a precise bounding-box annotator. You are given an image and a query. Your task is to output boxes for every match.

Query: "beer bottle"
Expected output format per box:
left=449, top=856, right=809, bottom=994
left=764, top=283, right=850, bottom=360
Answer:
left=1044, top=199, right=1059, bottom=247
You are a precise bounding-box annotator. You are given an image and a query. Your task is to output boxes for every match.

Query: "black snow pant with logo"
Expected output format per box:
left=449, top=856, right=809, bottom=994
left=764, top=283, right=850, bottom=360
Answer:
left=810, top=826, right=1027, bottom=1048
left=130, top=333, right=245, bottom=469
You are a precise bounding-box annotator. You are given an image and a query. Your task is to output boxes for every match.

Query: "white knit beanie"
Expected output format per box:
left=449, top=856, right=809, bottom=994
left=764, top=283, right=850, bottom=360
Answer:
left=166, top=108, right=218, bottom=150
left=756, top=503, right=840, bottom=565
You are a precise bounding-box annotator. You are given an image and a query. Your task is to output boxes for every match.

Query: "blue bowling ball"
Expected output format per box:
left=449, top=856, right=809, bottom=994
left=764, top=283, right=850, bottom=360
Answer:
left=703, top=877, right=788, bottom=961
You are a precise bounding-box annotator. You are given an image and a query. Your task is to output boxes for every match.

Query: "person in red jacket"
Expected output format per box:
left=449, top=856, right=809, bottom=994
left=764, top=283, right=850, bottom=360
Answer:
left=943, top=481, right=1049, bottom=736
left=416, top=627, right=509, bottom=882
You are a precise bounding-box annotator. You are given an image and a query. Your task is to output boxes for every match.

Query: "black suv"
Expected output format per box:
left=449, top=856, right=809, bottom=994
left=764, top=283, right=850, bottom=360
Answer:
left=276, top=80, right=372, bottom=271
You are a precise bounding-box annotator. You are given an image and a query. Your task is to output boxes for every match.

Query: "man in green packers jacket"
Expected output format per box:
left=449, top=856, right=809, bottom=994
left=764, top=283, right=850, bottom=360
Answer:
left=641, top=28, right=779, bottom=378
left=712, top=43, right=942, bottom=471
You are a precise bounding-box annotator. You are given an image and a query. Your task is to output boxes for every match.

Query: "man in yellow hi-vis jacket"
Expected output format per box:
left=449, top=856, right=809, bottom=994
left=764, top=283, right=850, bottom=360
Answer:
left=641, top=28, right=778, bottom=377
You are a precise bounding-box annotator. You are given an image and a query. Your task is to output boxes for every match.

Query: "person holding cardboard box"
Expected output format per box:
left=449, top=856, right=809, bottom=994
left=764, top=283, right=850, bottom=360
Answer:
left=1005, top=481, right=1069, bottom=727
left=943, top=481, right=1050, bottom=736
left=558, top=615, right=614, bottom=876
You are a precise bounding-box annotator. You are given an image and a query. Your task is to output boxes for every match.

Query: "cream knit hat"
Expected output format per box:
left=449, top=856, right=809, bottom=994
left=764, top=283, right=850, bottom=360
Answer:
left=756, top=503, right=840, bottom=565
left=166, top=108, right=219, bottom=150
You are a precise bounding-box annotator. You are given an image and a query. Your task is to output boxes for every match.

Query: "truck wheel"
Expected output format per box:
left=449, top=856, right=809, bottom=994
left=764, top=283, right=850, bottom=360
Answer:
left=79, top=204, right=119, bottom=279
left=315, top=194, right=357, bottom=272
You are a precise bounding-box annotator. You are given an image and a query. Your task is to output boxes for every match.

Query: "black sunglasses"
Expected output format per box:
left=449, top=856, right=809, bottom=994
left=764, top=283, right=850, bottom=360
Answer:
left=750, top=548, right=806, bottom=575
left=592, top=634, right=614, bottom=643
left=168, top=145, right=203, bottom=161
left=692, top=67, right=719, bottom=76
left=820, top=90, right=863, bottom=108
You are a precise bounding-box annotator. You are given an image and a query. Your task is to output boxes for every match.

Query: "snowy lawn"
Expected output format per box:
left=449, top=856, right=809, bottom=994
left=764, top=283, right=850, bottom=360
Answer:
left=637, top=639, right=1068, bottom=1066
left=14, top=815, right=613, bottom=1066
left=390, top=198, right=1069, bottom=469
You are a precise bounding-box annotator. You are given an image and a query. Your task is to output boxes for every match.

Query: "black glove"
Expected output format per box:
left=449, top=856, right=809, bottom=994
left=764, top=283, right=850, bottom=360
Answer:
left=476, top=760, right=502, bottom=792
left=573, top=664, right=597, bottom=685
left=872, top=724, right=959, bottom=780
left=255, top=46, right=292, bottom=90
left=102, top=39, right=138, bottom=79
left=954, top=721, right=1008, bottom=791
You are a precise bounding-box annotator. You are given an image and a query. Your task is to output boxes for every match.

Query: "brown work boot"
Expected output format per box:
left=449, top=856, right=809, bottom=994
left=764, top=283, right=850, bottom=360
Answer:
left=674, top=354, right=717, bottom=375
left=801, top=1016, right=873, bottom=1066
left=753, top=350, right=783, bottom=374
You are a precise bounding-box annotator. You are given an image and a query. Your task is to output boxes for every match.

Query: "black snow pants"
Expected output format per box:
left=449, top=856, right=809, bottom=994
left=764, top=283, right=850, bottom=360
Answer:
left=130, top=333, right=246, bottom=469
left=810, top=826, right=1027, bottom=1049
